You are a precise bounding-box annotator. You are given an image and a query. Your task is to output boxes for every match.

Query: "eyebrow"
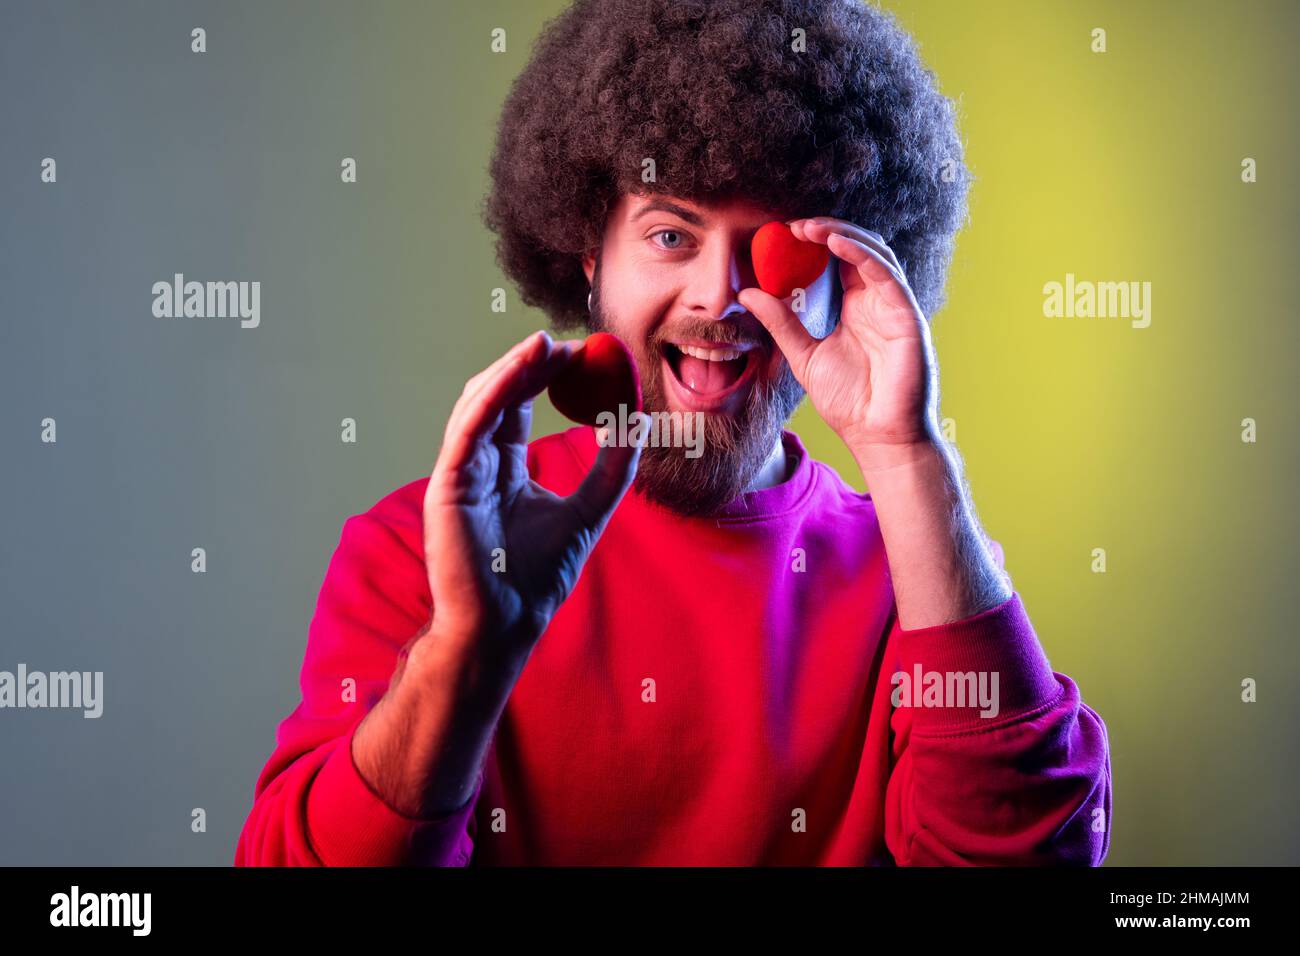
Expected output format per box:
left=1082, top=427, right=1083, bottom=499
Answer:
left=630, top=198, right=707, bottom=227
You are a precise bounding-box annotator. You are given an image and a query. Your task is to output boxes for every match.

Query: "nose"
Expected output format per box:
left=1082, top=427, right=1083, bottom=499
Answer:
left=681, top=237, right=758, bottom=324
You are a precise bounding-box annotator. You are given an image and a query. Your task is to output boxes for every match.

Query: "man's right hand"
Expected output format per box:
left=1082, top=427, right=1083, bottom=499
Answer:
left=422, top=328, right=642, bottom=661
left=351, top=329, right=642, bottom=825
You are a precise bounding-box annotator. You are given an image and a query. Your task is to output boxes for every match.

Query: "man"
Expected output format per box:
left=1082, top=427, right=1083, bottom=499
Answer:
left=236, top=0, right=1111, bottom=866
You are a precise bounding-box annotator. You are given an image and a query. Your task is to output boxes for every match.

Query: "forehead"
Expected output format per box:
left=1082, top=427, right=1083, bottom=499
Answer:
left=616, top=190, right=778, bottom=228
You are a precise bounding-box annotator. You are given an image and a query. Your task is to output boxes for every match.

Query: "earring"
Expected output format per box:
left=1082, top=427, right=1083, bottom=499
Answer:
left=587, top=289, right=593, bottom=313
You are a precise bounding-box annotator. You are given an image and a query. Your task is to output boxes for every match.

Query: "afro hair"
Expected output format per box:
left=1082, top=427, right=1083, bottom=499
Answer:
left=481, top=0, right=970, bottom=331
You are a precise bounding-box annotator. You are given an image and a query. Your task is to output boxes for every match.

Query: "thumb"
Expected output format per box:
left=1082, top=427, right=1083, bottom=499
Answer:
left=739, top=287, right=819, bottom=383
left=566, top=424, right=643, bottom=533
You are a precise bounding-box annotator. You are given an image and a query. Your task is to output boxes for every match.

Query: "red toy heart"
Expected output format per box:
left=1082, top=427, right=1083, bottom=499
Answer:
left=751, top=220, right=831, bottom=298
left=547, top=331, right=643, bottom=427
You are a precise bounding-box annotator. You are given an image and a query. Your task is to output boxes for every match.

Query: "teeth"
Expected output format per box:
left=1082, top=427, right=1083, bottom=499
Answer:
left=677, top=344, right=747, bottom=362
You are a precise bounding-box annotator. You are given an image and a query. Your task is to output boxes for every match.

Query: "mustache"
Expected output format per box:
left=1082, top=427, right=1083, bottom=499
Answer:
left=647, top=320, right=771, bottom=353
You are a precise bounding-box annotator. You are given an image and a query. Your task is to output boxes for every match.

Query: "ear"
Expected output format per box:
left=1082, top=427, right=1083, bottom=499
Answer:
left=581, top=249, right=597, bottom=285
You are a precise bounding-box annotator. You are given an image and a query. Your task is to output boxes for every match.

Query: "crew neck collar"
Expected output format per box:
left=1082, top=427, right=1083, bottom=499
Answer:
left=561, top=425, right=817, bottom=522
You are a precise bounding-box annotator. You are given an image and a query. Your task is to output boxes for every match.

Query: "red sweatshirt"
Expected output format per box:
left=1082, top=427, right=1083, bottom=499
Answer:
left=235, top=424, right=1111, bottom=866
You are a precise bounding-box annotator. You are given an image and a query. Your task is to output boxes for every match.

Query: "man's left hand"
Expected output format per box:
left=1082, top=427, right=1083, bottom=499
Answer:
left=740, top=217, right=942, bottom=474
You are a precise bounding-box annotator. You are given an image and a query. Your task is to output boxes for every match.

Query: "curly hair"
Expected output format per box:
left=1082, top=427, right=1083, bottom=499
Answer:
left=481, top=0, right=970, bottom=331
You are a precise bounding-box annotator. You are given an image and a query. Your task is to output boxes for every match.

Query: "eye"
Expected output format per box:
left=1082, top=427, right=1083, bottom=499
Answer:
left=650, top=229, right=691, bottom=251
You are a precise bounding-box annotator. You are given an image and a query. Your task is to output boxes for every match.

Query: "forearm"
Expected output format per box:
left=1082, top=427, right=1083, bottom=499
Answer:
left=352, top=619, right=528, bottom=819
left=852, top=438, right=1011, bottom=631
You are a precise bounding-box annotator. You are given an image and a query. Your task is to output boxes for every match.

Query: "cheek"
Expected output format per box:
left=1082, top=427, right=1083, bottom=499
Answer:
left=607, top=277, right=673, bottom=339
left=595, top=298, right=667, bottom=379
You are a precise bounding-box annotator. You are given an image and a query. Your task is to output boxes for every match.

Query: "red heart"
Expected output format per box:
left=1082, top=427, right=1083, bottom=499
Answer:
left=751, top=220, right=831, bottom=298
left=547, top=331, right=643, bottom=427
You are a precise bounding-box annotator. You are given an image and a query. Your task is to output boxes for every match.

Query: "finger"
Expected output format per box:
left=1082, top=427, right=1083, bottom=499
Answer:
left=564, top=425, right=643, bottom=533
left=492, top=338, right=584, bottom=458
left=824, top=232, right=913, bottom=300
left=439, top=335, right=582, bottom=478
left=447, top=336, right=588, bottom=478
left=792, top=217, right=904, bottom=274
left=451, top=340, right=578, bottom=465
left=494, top=397, right=535, bottom=496
left=737, top=286, right=820, bottom=381
left=438, top=333, right=566, bottom=476
left=445, top=330, right=553, bottom=445
left=470, top=335, right=587, bottom=431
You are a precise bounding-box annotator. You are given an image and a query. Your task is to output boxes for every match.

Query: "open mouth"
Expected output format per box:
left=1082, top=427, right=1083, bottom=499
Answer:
left=661, top=340, right=760, bottom=406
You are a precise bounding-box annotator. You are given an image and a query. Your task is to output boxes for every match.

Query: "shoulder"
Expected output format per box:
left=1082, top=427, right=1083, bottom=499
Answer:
left=335, top=472, right=427, bottom=570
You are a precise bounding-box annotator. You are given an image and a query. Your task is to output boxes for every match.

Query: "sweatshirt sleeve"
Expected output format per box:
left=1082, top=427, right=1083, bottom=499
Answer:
left=234, top=509, right=484, bottom=867
left=880, top=539, right=1112, bottom=866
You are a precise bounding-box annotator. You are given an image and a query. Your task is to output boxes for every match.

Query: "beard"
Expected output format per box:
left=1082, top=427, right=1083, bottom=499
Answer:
left=587, top=271, right=807, bottom=518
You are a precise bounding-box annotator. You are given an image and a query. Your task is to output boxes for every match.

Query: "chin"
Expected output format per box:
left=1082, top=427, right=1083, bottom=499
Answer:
left=631, top=358, right=805, bottom=517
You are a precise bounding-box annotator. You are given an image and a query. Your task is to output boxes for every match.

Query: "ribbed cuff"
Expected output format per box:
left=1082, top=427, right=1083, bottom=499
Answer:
left=305, top=725, right=483, bottom=866
left=893, top=591, right=1062, bottom=732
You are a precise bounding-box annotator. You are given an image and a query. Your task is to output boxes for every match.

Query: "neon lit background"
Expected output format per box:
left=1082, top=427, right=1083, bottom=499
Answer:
left=0, top=0, right=1296, bottom=864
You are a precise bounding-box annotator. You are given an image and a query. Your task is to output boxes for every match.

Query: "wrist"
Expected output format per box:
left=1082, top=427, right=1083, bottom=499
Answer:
left=405, top=619, right=530, bottom=704
left=851, top=435, right=949, bottom=483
